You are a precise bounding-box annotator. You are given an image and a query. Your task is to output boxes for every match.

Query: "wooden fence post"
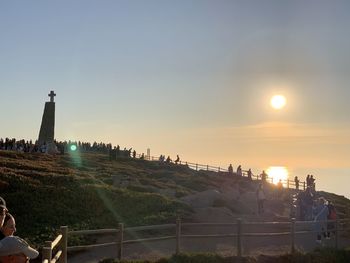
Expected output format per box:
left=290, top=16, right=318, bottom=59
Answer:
left=237, top=218, right=242, bottom=258
left=291, top=218, right=295, bottom=254
left=207, top=165, right=209, bottom=171
left=176, top=218, right=181, bottom=254
left=117, top=223, right=124, bottom=260
left=60, top=226, right=68, bottom=263
left=43, top=241, right=52, bottom=262
left=303, top=182, right=306, bottom=190
left=195, top=164, right=198, bottom=171
left=335, top=219, right=339, bottom=249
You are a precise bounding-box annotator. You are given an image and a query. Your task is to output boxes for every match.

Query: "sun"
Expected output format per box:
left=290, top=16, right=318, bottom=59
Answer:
left=266, top=166, right=289, bottom=185
left=270, top=95, right=286, bottom=110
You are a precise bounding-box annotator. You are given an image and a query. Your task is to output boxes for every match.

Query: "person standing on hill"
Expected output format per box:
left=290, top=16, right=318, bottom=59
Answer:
left=228, top=164, right=233, bottom=175
left=247, top=168, right=252, bottom=180
left=174, top=155, right=180, bottom=164
left=327, top=201, right=337, bottom=238
left=236, top=165, right=242, bottom=177
left=261, top=170, right=267, bottom=183
left=310, top=175, right=316, bottom=191
left=256, top=184, right=266, bottom=214
left=294, top=176, right=300, bottom=190
left=313, top=197, right=329, bottom=244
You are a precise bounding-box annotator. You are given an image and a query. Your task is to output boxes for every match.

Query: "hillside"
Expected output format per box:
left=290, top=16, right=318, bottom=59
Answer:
left=0, top=149, right=349, bottom=247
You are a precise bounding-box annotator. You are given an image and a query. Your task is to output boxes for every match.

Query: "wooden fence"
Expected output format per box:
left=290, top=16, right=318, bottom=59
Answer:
left=41, top=218, right=350, bottom=262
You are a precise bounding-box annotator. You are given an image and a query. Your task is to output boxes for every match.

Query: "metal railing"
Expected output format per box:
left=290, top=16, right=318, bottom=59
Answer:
left=115, top=153, right=307, bottom=191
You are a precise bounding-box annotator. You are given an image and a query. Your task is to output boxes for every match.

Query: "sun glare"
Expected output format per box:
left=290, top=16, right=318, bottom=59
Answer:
left=266, top=166, right=289, bottom=185
left=270, top=95, right=286, bottom=109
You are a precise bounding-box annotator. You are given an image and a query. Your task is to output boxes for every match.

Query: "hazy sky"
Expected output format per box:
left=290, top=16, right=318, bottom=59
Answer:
left=1, top=1, right=349, bottom=197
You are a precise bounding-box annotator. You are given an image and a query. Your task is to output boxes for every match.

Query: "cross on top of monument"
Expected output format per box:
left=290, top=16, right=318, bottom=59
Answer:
left=48, top=90, right=56, bottom=102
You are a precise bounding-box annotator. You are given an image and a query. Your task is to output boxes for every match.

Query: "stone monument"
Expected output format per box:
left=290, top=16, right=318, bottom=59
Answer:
left=38, top=91, right=57, bottom=153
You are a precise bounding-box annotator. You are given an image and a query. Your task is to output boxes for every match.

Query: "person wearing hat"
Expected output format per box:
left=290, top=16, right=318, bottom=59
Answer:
left=0, top=236, right=39, bottom=262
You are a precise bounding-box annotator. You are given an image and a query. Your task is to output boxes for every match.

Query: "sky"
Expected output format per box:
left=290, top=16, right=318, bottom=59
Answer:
left=1, top=0, right=349, bottom=198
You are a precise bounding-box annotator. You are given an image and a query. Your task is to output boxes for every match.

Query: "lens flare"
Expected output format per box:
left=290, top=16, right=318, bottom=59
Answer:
left=70, top=145, right=77, bottom=151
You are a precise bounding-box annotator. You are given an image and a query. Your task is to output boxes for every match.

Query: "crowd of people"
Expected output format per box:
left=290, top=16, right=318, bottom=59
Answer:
left=0, top=196, right=39, bottom=262
left=0, top=137, right=121, bottom=155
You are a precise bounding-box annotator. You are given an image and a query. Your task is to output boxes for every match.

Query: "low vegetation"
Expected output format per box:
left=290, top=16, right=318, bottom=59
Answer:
left=99, top=248, right=350, bottom=263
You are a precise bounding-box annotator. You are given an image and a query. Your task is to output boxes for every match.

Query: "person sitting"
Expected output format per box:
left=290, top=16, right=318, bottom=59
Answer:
left=165, top=156, right=172, bottom=163
left=174, top=155, right=180, bottom=164
left=0, top=236, right=39, bottom=262
left=0, top=213, right=16, bottom=240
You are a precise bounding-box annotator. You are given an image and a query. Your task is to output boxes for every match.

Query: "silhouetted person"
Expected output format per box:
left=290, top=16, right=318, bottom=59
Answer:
left=228, top=164, right=233, bottom=175
left=313, top=197, right=329, bottom=244
left=294, top=176, right=300, bottom=190
left=277, top=179, right=283, bottom=197
left=132, top=150, right=136, bottom=158
left=256, top=184, right=266, bottom=214
left=236, top=165, right=242, bottom=177
left=140, top=153, right=145, bottom=160
left=306, top=175, right=310, bottom=188
left=310, top=175, right=315, bottom=191
left=247, top=168, right=252, bottom=180
left=174, top=155, right=180, bottom=164
left=166, top=156, right=171, bottom=163
left=327, top=201, right=337, bottom=238
left=261, top=170, right=267, bottom=183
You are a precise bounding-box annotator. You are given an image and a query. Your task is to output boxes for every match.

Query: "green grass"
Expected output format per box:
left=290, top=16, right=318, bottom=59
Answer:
left=1, top=149, right=350, bottom=251
left=0, top=150, right=192, bottom=245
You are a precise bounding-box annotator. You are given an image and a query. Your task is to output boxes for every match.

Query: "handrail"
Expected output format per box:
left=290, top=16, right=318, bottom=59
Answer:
left=69, top=228, right=119, bottom=235
left=132, top=153, right=306, bottom=190
left=51, top=234, right=62, bottom=249
left=42, top=226, right=67, bottom=263
left=68, top=242, right=117, bottom=252
left=54, top=216, right=349, bottom=262
left=125, top=224, right=175, bottom=232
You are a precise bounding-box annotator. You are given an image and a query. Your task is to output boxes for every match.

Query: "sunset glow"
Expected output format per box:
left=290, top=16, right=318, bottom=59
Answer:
left=270, top=95, right=286, bottom=110
left=266, top=166, right=289, bottom=185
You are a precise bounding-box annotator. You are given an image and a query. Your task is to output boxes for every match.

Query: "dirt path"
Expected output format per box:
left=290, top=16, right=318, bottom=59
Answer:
left=69, top=189, right=350, bottom=262
left=69, top=215, right=350, bottom=263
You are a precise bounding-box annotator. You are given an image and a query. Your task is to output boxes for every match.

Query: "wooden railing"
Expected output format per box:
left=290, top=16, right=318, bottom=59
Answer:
left=41, top=218, right=350, bottom=262
left=42, top=226, right=67, bottom=263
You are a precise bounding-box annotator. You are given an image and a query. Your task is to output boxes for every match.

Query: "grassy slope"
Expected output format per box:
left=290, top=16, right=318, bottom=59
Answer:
left=0, top=150, right=349, bottom=246
left=0, top=150, right=224, bottom=245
